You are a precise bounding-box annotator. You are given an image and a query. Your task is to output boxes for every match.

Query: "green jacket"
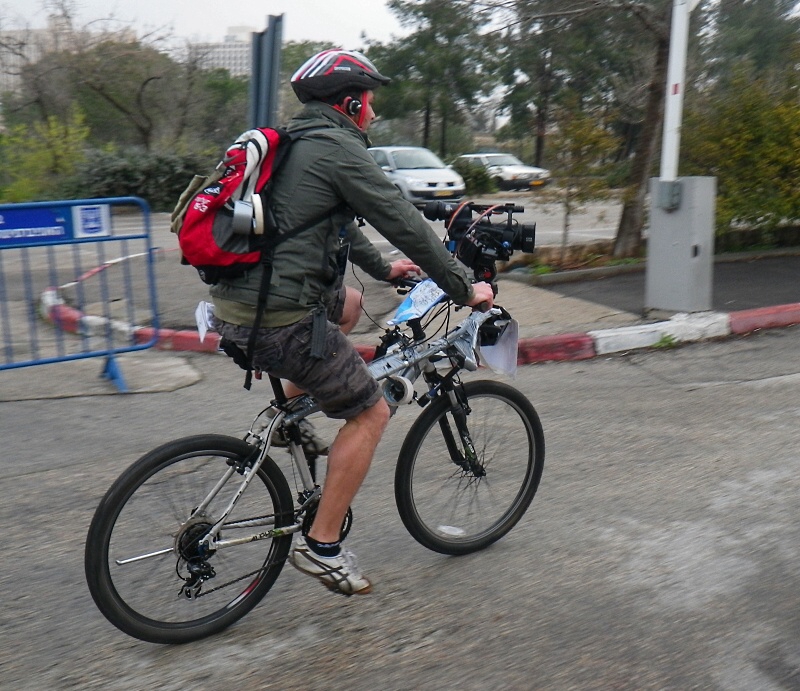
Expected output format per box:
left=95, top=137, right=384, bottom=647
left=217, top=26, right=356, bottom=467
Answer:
left=210, top=101, right=474, bottom=327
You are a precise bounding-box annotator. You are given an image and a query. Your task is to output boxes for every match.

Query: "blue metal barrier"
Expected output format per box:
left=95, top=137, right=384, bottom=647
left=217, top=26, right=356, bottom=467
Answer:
left=0, top=197, right=159, bottom=392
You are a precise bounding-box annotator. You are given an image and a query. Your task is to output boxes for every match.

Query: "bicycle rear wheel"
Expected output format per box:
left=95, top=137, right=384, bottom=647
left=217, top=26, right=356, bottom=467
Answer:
left=395, top=380, right=544, bottom=555
left=85, top=434, right=293, bottom=644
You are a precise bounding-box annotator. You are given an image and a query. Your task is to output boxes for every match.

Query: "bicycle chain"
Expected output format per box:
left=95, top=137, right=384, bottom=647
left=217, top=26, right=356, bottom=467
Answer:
left=193, top=555, right=290, bottom=598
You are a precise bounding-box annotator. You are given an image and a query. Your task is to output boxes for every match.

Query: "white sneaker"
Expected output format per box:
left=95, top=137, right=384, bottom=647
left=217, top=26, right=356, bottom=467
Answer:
left=289, top=536, right=372, bottom=596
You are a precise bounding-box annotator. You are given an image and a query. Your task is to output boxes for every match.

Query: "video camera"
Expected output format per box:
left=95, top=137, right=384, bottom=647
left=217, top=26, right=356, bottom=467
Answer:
left=423, top=201, right=536, bottom=282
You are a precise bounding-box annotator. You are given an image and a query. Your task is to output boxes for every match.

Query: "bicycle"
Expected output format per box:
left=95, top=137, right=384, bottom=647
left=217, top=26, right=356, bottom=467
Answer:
left=84, top=201, right=546, bottom=644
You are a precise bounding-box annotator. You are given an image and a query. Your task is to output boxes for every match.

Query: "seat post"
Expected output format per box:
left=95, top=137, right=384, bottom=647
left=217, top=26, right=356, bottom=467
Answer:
left=269, top=375, right=289, bottom=406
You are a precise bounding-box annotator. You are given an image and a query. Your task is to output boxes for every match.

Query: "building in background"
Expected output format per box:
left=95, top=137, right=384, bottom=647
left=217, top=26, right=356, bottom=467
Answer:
left=0, top=16, right=81, bottom=96
left=191, top=26, right=256, bottom=77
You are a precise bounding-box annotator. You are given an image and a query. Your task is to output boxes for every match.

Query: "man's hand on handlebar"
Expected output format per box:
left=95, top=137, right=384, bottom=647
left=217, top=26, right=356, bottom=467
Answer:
left=467, top=281, right=495, bottom=312
left=386, top=259, right=422, bottom=282
left=385, top=260, right=494, bottom=310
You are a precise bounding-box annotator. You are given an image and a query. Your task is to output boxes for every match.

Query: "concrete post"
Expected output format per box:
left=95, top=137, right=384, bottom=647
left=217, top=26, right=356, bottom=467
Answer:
left=645, top=177, right=716, bottom=314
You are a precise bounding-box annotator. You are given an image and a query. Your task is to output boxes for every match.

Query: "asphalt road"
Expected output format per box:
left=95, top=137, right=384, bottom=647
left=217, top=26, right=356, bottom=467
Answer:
left=541, top=255, right=800, bottom=314
left=2, top=324, right=799, bottom=689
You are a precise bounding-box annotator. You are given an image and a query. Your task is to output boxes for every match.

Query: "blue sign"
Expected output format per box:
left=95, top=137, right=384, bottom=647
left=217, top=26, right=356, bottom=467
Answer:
left=0, top=206, right=71, bottom=246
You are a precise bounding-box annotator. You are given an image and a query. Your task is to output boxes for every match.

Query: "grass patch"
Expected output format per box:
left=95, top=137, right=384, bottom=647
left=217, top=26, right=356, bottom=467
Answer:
left=531, top=264, right=554, bottom=276
left=652, top=334, right=678, bottom=349
left=607, top=257, right=642, bottom=267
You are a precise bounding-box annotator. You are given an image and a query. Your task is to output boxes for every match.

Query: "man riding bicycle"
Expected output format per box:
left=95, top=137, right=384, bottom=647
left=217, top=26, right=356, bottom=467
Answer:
left=211, top=49, right=494, bottom=595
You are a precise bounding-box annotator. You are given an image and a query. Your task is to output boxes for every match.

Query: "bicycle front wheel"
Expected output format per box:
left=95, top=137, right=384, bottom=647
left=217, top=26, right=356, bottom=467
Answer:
left=395, top=380, right=544, bottom=555
left=85, top=434, right=294, bottom=644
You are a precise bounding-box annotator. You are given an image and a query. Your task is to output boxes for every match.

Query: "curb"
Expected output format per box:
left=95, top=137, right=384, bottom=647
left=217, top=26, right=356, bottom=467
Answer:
left=39, top=285, right=800, bottom=366
left=502, top=246, right=800, bottom=287
left=729, top=304, right=800, bottom=335
left=38, top=245, right=800, bottom=367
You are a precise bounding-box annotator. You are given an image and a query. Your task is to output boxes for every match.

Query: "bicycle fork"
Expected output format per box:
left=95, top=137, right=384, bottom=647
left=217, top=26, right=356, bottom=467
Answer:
left=437, top=385, right=485, bottom=477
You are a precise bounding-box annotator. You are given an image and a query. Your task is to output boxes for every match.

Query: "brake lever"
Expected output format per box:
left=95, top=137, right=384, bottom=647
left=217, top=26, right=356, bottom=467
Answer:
left=391, top=276, right=421, bottom=295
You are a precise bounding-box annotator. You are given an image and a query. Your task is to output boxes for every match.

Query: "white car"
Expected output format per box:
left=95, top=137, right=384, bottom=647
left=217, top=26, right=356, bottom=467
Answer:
left=457, top=153, right=551, bottom=191
left=368, top=146, right=466, bottom=207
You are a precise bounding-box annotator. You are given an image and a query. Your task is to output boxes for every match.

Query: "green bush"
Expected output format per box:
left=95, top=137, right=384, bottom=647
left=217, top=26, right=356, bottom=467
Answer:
left=451, top=158, right=497, bottom=195
left=0, top=109, right=89, bottom=203
left=682, top=75, right=800, bottom=241
left=60, top=148, right=214, bottom=212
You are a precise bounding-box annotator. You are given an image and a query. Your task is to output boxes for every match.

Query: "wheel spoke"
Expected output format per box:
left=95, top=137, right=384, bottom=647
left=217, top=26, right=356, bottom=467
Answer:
left=114, top=546, right=173, bottom=566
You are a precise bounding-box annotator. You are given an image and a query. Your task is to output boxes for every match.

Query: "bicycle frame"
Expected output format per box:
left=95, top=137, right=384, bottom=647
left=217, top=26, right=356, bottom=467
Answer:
left=189, top=306, right=505, bottom=557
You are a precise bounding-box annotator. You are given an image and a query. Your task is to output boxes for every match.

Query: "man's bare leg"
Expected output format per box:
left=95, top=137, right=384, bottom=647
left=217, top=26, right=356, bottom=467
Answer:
left=307, top=397, right=390, bottom=544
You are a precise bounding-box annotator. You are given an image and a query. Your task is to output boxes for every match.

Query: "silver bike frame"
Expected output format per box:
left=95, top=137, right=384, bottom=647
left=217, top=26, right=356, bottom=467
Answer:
left=115, top=308, right=500, bottom=566
left=204, top=308, right=499, bottom=552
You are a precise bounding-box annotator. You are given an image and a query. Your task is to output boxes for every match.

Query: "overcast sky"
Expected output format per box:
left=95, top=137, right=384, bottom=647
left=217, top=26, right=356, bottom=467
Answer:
left=0, top=0, right=405, bottom=48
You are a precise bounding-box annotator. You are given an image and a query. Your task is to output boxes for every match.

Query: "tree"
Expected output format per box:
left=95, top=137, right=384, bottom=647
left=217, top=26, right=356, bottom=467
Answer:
left=681, top=74, right=800, bottom=244
left=170, top=56, right=249, bottom=154
left=482, top=1, right=673, bottom=257
left=545, top=95, right=620, bottom=263
left=369, top=0, right=490, bottom=156
left=0, top=107, right=88, bottom=201
left=611, top=1, right=670, bottom=258
left=2, top=22, right=251, bottom=154
left=703, top=0, right=800, bottom=83
left=70, top=41, right=178, bottom=150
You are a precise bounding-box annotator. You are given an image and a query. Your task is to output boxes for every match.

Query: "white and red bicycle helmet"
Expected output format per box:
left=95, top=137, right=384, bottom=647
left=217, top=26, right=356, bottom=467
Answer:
left=290, top=49, right=390, bottom=104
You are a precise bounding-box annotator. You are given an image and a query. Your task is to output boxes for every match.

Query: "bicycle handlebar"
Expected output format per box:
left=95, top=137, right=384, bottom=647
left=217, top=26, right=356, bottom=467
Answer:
left=391, top=276, right=495, bottom=310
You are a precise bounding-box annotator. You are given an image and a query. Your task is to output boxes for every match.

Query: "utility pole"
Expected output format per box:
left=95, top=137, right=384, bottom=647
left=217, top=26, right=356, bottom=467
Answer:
left=658, top=0, right=702, bottom=208
left=645, top=0, right=716, bottom=315
left=249, top=15, right=283, bottom=128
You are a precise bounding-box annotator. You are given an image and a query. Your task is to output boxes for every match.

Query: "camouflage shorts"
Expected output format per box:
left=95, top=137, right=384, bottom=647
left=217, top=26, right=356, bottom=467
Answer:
left=214, top=297, right=381, bottom=420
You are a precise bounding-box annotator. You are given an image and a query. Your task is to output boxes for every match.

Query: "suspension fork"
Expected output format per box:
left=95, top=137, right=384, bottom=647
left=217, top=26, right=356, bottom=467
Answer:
left=433, top=379, right=481, bottom=474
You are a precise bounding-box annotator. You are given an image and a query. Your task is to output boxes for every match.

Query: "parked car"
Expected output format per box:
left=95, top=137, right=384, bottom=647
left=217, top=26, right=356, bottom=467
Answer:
left=368, top=146, right=466, bottom=207
left=456, top=153, right=551, bottom=191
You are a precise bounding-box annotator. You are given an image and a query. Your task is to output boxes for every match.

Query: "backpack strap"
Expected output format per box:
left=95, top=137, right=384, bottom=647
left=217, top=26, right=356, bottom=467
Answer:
left=242, top=201, right=348, bottom=390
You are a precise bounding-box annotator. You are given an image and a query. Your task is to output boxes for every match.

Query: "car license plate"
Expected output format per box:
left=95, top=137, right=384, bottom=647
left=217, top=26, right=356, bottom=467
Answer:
left=530, top=180, right=544, bottom=187
left=434, top=190, right=451, bottom=197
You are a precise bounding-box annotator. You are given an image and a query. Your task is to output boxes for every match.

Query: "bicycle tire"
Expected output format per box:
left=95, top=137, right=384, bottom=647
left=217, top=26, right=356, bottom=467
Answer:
left=395, top=380, right=544, bottom=555
left=85, top=434, right=294, bottom=644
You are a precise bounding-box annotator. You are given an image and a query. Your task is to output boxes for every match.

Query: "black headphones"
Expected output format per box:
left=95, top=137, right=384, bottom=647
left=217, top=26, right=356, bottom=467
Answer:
left=343, top=96, right=362, bottom=116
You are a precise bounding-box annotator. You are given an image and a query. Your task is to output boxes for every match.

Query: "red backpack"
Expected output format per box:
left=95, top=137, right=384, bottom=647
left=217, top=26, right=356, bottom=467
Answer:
left=171, top=126, right=335, bottom=285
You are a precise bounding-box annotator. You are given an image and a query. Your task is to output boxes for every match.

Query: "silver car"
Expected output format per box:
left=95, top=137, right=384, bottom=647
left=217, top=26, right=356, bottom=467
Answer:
left=457, top=153, right=551, bottom=191
left=368, top=146, right=466, bottom=207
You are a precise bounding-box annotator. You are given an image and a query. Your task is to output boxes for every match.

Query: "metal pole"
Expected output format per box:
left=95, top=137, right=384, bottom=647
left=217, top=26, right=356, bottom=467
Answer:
left=248, top=14, right=283, bottom=128
left=660, top=0, right=690, bottom=182
left=657, top=0, right=702, bottom=209
left=266, top=15, right=283, bottom=127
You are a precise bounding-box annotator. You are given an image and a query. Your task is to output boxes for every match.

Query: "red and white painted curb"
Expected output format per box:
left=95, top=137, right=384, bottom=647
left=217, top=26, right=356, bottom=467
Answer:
left=40, top=282, right=800, bottom=365
left=38, top=246, right=800, bottom=364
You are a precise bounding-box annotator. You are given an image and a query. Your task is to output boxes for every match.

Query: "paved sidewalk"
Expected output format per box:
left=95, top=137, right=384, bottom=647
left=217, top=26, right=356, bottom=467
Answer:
left=39, top=247, right=800, bottom=366
left=3, top=205, right=798, bottom=399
